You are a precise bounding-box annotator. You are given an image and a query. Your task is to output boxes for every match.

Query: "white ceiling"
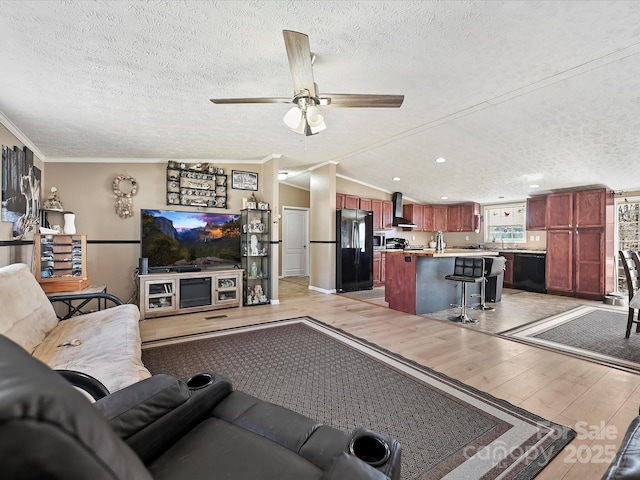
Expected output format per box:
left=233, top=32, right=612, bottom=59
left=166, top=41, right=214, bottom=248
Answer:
left=1, top=0, right=640, bottom=204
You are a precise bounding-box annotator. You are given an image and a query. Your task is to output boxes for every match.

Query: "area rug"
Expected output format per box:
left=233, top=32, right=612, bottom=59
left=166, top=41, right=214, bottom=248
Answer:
left=142, top=317, right=574, bottom=480
left=501, top=305, right=640, bottom=373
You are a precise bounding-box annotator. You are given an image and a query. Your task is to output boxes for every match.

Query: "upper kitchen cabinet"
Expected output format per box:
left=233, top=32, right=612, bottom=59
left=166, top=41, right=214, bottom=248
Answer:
left=526, top=196, right=546, bottom=230
left=447, top=203, right=480, bottom=232
left=575, top=189, right=609, bottom=228
left=382, top=200, right=393, bottom=229
left=371, top=199, right=394, bottom=230
left=344, top=195, right=360, bottom=209
left=546, top=192, right=574, bottom=229
left=422, top=205, right=433, bottom=232
left=336, top=193, right=345, bottom=210
left=360, top=198, right=372, bottom=211
left=447, top=205, right=461, bottom=232
left=403, top=204, right=424, bottom=231
left=433, top=206, right=448, bottom=232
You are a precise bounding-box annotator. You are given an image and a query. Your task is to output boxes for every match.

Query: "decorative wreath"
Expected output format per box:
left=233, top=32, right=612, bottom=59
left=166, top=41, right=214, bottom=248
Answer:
left=112, top=175, right=138, bottom=197
left=113, top=175, right=138, bottom=219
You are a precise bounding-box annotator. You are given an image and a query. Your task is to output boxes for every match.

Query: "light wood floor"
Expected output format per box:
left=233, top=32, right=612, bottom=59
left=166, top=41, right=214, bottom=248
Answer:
left=140, top=279, right=639, bottom=479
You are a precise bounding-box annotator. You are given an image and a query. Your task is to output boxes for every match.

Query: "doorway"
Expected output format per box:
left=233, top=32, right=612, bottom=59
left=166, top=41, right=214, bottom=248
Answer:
left=282, top=206, right=309, bottom=277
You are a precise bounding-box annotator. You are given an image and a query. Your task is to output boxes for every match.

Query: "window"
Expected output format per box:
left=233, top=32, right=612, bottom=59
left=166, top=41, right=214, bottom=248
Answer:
left=617, top=198, right=640, bottom=292
left=484, top=203, right=526, bottom=244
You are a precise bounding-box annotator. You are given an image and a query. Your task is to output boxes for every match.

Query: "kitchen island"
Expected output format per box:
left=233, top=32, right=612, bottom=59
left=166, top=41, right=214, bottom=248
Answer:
left=384, top=249, right=499, bottom=315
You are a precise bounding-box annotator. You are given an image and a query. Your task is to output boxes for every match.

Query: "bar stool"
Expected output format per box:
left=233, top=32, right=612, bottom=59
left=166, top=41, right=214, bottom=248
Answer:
left=474, top=256, right=507, bottom=311
left=445, top=257, right=485, bottom=323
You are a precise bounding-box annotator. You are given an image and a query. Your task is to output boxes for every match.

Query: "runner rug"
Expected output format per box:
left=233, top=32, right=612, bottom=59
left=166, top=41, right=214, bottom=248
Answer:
left=142, top=317, right=574, bottom=480
left=501, top=305, right=640, bottom=373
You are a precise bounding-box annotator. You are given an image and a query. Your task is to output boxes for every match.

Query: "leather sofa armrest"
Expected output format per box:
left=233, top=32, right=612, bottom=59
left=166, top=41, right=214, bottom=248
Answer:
left=95, top=373, right=232, bottom=464
left=602, top=416, right=640, bottom=479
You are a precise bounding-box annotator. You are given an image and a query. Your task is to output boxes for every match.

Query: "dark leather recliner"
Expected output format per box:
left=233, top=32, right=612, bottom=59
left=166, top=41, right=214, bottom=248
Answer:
left=602, top=415, right=640, bottom=479
left=0, top=334, right=401, bottom=480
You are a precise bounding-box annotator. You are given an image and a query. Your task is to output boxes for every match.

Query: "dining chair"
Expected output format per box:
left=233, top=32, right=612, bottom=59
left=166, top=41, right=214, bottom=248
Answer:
left=619, top=250, right=640, bottom=338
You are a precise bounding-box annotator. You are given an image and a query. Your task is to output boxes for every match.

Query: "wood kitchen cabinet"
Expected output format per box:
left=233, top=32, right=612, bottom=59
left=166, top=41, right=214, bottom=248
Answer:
left=373, top=250, right=386, bottom=285
left=501, top=252, right=514, bottom=288
left=447, top=205, right=461, bottom=232
left=422, top=205, right=433, bottom=232
left=360, top=198, right=372, bottom=211
left=336, top=193, right=345, bottom=209
left=344, top=195, right=360, bottom=209
left=382, top=200, right=393, bottom=229
left=546, top=192, right=573, bottom=229
left=433, top=206, right=448, bottom=232
left=403, top=204, right=424, bottom=231
left=546, top=230, right=574, bottom=294
left=447, top=203, right=480, bottom=232
left=545, top=188, right=614, bottom=299
left=526, top=196, right=546, bottom=230
left=371, top=199, right=383, bottom=230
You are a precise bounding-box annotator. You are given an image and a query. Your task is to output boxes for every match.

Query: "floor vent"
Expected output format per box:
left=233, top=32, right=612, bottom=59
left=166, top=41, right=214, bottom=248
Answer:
left=204, top=314, right=228, bottom=320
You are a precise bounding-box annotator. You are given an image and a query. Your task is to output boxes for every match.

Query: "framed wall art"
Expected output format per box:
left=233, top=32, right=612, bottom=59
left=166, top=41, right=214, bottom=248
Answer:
left=232, top=170, right=258, bottom=191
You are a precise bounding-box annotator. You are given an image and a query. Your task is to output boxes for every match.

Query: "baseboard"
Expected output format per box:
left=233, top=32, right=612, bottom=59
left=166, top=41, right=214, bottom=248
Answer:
left=308, top=285, right=336, bottom=294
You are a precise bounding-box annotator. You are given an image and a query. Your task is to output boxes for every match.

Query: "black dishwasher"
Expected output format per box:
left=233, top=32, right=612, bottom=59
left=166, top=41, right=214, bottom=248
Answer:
left=513, top=253, right=546, bottom=293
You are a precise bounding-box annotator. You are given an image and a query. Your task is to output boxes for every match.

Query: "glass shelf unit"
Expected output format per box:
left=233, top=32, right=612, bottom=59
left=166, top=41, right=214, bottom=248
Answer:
left=240, top=208, right=270, bottom=306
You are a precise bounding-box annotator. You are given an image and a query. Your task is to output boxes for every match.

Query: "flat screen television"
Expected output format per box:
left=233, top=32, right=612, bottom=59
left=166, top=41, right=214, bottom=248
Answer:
left=140, top=209, right=241, bottom=271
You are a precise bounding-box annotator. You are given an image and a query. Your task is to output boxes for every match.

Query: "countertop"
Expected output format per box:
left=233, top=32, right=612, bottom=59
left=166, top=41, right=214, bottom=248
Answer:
left=384, top=248, right=500, bottom=257
left=382, top=248, right=546, bottom=255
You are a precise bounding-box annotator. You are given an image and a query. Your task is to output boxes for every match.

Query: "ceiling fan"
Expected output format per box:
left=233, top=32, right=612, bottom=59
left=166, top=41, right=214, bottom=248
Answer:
left=210, top=30, right=404, bottom=136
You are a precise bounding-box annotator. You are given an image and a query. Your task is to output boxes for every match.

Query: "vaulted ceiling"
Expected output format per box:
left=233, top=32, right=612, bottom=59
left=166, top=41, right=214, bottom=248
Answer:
left=1, top=1, right=639, bottom=204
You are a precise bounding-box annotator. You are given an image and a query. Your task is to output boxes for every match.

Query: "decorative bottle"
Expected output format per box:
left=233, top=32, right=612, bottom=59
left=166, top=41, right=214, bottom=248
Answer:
left=63, top=213, right=76, bottom=234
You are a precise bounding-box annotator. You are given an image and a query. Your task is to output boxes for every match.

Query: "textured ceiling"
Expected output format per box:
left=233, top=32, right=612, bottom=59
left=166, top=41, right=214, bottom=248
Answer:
left=1, top=0, right=639, bottom=204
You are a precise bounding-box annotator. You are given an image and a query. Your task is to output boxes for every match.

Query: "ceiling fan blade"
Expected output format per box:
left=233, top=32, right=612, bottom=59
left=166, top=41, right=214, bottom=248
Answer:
left=283, top=30, right=316, bottom=97
left=321, top=94, right=404, bottom=108
left=210, top=97, right=292, bottom=104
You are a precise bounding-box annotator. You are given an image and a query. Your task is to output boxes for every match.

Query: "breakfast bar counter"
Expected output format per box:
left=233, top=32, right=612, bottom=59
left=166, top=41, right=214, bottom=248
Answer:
left=384, top=249, right=499, bottom=315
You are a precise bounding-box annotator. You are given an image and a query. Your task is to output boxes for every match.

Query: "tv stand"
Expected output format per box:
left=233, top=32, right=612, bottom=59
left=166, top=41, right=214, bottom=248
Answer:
left=138, top=269, right=242, bottom=320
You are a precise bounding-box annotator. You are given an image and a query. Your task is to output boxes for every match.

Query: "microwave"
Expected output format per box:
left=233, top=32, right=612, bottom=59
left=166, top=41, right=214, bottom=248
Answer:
left=373, top=233, right=385, bottom=250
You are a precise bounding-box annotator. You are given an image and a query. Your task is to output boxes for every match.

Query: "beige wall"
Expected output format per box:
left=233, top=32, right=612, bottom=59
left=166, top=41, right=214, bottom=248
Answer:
left=43, top=161, right=264, bottom=301
left=0, top=124, right=45, bottom=266
left=309, top=163, right=336, bottom=292
left=277, top=182, right=310, bottom=277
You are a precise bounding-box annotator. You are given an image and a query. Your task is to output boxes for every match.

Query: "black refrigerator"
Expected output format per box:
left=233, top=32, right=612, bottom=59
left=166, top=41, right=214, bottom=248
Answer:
left=336, top=208, right=374, bottom=292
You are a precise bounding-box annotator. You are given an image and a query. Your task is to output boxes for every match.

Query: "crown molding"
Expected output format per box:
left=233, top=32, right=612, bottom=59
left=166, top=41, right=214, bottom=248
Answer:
left=0, top=111, right=47, bottom=161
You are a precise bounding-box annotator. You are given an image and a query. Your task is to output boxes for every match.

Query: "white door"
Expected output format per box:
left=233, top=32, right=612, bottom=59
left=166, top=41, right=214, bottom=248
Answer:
left=282, top=207, right=309, bottom=277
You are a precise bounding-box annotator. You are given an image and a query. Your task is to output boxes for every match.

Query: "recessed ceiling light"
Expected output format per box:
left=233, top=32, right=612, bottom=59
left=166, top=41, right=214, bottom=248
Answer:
left=435, top=157, right=446, bottom=163
left=393, top=177, right=400, bottom=181
left=529, top=184, right=540, bottom=188
left=440, top=196, right=448, bottom=200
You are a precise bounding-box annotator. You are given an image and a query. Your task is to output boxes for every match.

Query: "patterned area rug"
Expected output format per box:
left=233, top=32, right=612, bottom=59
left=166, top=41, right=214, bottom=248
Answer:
left=501, top=305, right=640, bottom=373
left=142, top=318, right=574, bottom=480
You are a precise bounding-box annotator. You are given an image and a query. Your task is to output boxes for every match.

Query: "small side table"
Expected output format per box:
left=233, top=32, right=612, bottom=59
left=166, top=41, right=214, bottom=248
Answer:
left=46, top=285, right=108, bottom=319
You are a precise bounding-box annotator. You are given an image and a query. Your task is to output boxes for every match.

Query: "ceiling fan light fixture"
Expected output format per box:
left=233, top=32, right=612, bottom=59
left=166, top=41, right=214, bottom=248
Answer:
left=283, top=106, right=303, bottom=129
left=306, top=105, right=324, bottom=128
left=309, top=119, right=327, bottom=134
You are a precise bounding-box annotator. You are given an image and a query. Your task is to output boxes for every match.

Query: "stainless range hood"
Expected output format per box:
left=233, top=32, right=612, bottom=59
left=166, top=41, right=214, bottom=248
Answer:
left=392, top=192, right=417, bottom=228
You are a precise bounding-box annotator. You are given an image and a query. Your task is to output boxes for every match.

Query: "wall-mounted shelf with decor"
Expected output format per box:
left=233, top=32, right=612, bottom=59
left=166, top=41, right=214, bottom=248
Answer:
left=166, top=161, right=228, bottom=209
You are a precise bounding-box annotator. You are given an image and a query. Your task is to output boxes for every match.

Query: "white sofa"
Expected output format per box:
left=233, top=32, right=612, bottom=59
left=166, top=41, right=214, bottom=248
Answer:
left=0, top=263, right=151, bottom=393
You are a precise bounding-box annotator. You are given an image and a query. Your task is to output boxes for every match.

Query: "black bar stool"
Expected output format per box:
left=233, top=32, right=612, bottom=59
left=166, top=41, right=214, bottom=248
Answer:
left=474, top=256, right=507, bottom=311
left=445, top=257, right=485, bottom=323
